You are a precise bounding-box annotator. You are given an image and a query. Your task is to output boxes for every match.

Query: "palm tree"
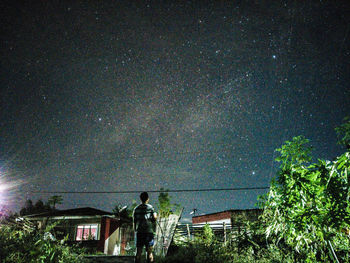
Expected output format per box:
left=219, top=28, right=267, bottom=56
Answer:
left=47, top=195, right=63, bottom=210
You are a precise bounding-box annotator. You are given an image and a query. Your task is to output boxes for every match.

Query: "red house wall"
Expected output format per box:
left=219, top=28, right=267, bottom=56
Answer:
left=192, top=211, right=231, bottom=224
left=97, top=217, right=121, bottom=252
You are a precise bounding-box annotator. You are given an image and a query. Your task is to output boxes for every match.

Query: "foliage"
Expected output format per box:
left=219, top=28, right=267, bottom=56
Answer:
left=20, top=199, right=52, bottom=216
left=19, top=196, right=63, bottom=216
left=200, top=223, right=215, bottom=246
left=262, top=134, right=350, bottom=262
left=158, top=220, right=298, bottom=263
left=335, top=116, right=350, bottom=150
left=158, top=224, right=230, bottom=263
left=113, top=200, right=137, bottom=222
left=157, top=188, right=181, bottom=218
left=158, top=189, right=172, bottom=218
left=47, top=195, right=63, bottom=210
left=274, top=135, right=312, bottom=168
left=0, top=221, right=88, bottom=263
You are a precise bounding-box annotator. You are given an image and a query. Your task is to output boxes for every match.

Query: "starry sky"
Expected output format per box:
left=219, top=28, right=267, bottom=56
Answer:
left=1, top=0, right=349, bottom=220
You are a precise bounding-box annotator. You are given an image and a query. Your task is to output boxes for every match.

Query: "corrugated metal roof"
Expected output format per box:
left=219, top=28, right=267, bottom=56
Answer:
left=24, top=207, right=113, bottom=218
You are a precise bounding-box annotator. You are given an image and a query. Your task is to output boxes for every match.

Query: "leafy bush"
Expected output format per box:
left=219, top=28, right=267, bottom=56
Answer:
left=0, top=221, right=88, bottom=263
left=158, top=223, right=290, bottom=263
left=158, top=225, right=230, bottom=263
left=262, top=135, right=350, bottom=262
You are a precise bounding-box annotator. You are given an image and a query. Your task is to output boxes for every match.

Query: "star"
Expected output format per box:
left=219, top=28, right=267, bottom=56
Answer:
left=0, top=0, right=348, bottom=220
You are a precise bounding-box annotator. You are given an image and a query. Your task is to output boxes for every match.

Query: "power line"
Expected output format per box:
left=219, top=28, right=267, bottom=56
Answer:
left=31, top=186, right=269, bottom=194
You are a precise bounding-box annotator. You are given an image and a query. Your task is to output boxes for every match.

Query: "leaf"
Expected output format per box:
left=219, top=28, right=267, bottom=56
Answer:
left=50, top=251, right=56, bottom=262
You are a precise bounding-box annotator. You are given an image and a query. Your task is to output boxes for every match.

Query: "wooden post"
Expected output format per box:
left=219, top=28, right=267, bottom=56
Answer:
left=223, top=222, right=227, bottom=243
left=186, top=224, right=191, bottom=241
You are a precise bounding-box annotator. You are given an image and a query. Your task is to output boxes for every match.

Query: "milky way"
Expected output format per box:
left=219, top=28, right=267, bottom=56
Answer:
left=0, top=0, right=349, bottom=219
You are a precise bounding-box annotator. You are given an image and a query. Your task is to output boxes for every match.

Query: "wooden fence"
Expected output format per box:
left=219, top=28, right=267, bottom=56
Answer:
left=174, top=223, right=246, bottom=243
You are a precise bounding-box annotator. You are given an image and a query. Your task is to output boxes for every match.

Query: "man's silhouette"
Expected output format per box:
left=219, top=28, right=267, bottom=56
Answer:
left=133, top=192, right=157, bottom=263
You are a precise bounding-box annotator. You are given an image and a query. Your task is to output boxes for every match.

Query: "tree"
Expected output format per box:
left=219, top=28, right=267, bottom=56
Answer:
left=262, top=124, right=350, bottom=262
left=113, top=201, right=137, bottom=221
left=274, top=135, right=312, bottom=168
left=47, top=195, right=63, bottom=210
left=20, top=199, right=52, bottom=216
left=33, top=200, right=45, bottom=213
left=158, top=189, right=172, bottom=218
left=157, top=188, right=181, bottom=218
left=128, top=201, right=138, bottom=218
left=335, top=116, right=350, bottom=150
left=20, top=199, right=34, bottom=216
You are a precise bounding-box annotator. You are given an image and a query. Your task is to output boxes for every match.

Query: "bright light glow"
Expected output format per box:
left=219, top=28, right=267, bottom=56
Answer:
left=0, top=183, right=6, bottom=192
left=0, top=175, right=8, bottom=207
left=0, top=165, right=24, bottom=213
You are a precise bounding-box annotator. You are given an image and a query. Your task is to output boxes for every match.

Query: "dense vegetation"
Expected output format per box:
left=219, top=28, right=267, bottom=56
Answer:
left=0, top=220, right=88, bottom=263
left=19, top=195, right=64, bottom=216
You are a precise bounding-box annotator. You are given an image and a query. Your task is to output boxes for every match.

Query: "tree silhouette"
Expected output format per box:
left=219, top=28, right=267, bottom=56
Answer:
left=47, top=195, right=63, bottom=210
left=335, top=116, right=350, bottom=150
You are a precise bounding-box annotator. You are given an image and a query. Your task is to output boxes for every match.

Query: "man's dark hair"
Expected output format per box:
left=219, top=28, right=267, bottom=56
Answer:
left=140, top=192, right=149, bottom=203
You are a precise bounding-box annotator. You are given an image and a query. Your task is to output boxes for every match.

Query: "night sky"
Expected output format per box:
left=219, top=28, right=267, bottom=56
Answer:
left=1, top=0, right=349, bottom=221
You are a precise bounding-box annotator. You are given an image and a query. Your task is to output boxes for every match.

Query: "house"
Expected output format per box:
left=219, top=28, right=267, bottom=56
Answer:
left=192, top=208, right=262, bottom=236
left=24, top=207, right=129, bottom=254
left=24, top=206, right=182, bottom=256
left=192, top=208, right=262, bottom=225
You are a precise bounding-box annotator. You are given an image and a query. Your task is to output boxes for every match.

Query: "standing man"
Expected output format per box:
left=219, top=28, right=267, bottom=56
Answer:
left=133, top=192, right=157, bottom=263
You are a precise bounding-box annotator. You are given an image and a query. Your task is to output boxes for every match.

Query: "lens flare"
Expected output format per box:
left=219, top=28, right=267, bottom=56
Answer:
left=0, top=165, right=23, bottom=216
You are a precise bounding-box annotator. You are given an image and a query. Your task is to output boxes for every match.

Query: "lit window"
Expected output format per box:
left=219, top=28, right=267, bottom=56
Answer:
left=76, top=224, right=99, bottom=241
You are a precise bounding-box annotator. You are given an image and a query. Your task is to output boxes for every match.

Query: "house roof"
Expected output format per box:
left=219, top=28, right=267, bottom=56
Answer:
left=192, top=208, right=262, bottom=220
left=25, top=207, right=114, bottom=218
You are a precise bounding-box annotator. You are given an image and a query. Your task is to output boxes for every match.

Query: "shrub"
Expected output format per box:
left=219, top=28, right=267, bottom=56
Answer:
left=158, top=222, right=291, bottom=263
left=0, top=221, right=88, bottom=263
left=261, top=136, right=350, bottom=262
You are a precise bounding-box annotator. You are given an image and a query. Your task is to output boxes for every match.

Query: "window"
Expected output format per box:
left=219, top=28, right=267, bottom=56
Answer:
left=76, top=224, right=99, bottom=241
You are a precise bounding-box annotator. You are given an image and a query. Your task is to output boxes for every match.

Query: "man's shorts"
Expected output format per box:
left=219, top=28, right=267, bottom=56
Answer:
left=135, top=232, right=154, bottom=249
